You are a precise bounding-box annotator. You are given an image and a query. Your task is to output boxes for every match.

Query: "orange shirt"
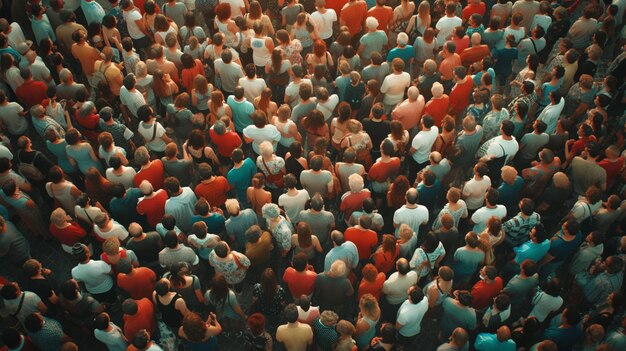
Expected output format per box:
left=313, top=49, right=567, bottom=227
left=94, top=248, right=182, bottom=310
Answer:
left=368, top=6, right=394, bottom=31
left=462, top=3, right=487, bottom=21
left=117, top=267, right=156, bottom=300
left=438, top=53, right=462, bottom=81
left=358, top=272, right=386, bottom=300
left=71, top=43, right=102, bottom=76
left=425, top=95, right=450, bottom=127
left=181, top=59, right=204, bottom=92
left=460, top=45, right=491, bottom=67
left=340, top=1, right=368, bottom=36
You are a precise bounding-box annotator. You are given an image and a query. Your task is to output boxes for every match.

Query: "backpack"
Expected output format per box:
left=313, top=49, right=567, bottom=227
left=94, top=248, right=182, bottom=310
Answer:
left=92, top=61, right=112, bottom=89
left=18, top=151, right=45, bottom=181
left=407, top=15, right=422, bottom=44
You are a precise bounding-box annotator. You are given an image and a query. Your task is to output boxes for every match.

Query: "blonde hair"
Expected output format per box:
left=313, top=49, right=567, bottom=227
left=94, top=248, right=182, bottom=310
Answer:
left=552, top=172, right=570, bottom=188
left=398, top=224, right=414, bottom=241
left=501, top=166, right=518, bottom=183
left=259, top=141, right=274, bottom=157
left=102, top=237, right=120, bottom=256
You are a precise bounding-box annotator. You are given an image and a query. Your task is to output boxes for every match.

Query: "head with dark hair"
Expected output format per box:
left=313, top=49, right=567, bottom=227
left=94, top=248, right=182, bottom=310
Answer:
left=283, top=304, right=298, bottom=323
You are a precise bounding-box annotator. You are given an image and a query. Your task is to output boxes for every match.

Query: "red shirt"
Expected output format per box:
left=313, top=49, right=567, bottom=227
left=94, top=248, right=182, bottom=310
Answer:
left=569, top=135, right=597, bottom=159
left=283, top=267, right=317, bottom=299
left=341, top=2, right=368, bottom=36
left=424, top=95, right=450, bottom=127
left=136, top=189, right=168, bottom=228
left=368, top=158, right=401, bottom=183
left=598, top=157, right=624, bottom=188
left=340, top=190, right=371, bottom=222
left=470, top=277, right=503, bottom=310
left=209, top=128, right=242, bottom=158
left=368, top=6, right=394, bottom=31
left=327, top=0, right=350, bottom=16
left=49, top=222, right=87, bottom=246
left=123, top=298, right=156, bottom=341
left=118, top=267, right=157, bottom=300
left=462, top=2, right=486, bottom=21
left=372, top=244, right=400, bottom=274
left=15, top=80, right=47, bottom=109
left=452, top=36, right=470, bottom=54
left=358, top=272, right=386, bottom=300
left=344, top=227, right=378, bottom=260
left=133, top=160, right=165, bottom=190
left=448, top=78, right=474, bottom=115
left=195, top=176, right=230, bottom=208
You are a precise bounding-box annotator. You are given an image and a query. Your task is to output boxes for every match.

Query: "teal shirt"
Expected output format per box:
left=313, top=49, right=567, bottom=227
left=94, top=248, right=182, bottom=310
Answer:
left=359, top=31, right=388, bottom=65
left=227, top=96, right=255, bottom=133
left=227, top=158, right=257, bottom=204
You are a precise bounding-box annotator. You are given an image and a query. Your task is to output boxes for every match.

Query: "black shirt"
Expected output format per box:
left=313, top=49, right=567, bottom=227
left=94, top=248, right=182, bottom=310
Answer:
left=362, top=119, right=391, bottom=153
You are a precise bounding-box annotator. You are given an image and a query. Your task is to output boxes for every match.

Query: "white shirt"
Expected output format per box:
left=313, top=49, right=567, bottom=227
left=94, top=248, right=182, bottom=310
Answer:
left=397, top=296, right=429, bottom=337
left=106, top=166, right=137, bottom=189
left=471, top=205, right=507, bottom=232
left=317, top=94, right=340, bottom=120
left=383, top=271, right=419, bottom=305
left=278, top=190, right=310, bottom=223
left=6, top=23, right=26, bottom=50
left=381, top=72, right=411, bottom=105
left=138, top=121, right=167, bottom=152
left=311, top=9, right=337, bottom=40
left=71, top=259, right=114, bottom=294
left=123, top=8, right=145, bottom=39
left=486, top=136, right=519, bottom=164
left=462, top=176, right=492, bottom=210
left=243, top=124, right=281, bottom=154
left=435, top=16, right=462, bottom=44
left=537, top=97, right=565, bottom=134
left=393, top=205, right=429, bottom=237
left=64, top=0, right=81, bottom=11
left=219, top=0, right=246, bottom=18
left=285, top=79, right=313, bottom=107
left=120, top=86, right=146, bottom=118
left=28, top=58, right=51, bottom=83
left=238, top=77, right=267, bottom=102
left=411, top=126, right=439, bottom=164
left=94, top=220, right=129, bottom=241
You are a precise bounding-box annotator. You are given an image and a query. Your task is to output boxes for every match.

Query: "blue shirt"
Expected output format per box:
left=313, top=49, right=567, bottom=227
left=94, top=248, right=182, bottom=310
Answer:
left=191, top=213, right=226, bottom=235
left=474, top=333, right=516, bottom=351
left=387, top=46, right=415, bottom=69
left=109, top=188, right=147, bottom=228
left=498, top=176, right=525, bottom=215
left=30, top=18, right=56, bottom=44
left=548, top=230, right=583, bottom=263
left=543, top=324, right=582, bottom=351
left=514, top=239, right=550, bottom=264
left=226, top=158, right=257, bottom=204
left=225, top=208, right=257, bottom=249
left=324, top=242, right=359, bottom=272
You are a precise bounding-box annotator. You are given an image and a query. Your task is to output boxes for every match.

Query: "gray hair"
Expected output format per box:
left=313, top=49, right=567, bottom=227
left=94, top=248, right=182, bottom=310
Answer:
left=59, top=68, right=73, bottom=83
left=261, top=203, right=281, bottom=220
left=134, top=146, right=150, bottom=165
left=78, top=101, right=96, bottom=118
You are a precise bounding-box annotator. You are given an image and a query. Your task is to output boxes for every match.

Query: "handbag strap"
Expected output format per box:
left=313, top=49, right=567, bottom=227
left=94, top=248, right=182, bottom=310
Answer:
left=151, top=122, right=158, bottom=141
left=530, top=38, right=538, bottom=55
left=261, top=157, right=273, bottom=176
left=232, top=252, right=244, bottom=269
left=12, top=293, right=26, bottom=319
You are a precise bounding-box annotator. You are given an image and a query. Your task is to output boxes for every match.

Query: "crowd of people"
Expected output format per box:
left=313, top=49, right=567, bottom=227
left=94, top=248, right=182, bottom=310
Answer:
left=0, top=0, right=626, bottom=350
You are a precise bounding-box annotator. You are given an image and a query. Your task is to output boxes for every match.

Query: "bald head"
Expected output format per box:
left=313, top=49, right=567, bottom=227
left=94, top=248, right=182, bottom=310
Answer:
left=463, top=116, right=477, bottom=132
left=496, top=326, right=511, bottom=342
left=407, top=86, right=419, bottom=101
left=471, top=33, right=482, bottom=46
left=406, top=188, right=419, bottom=205
left=128, top=223, right=142, bottom=237
left=430, top=151, right=442, bottom=164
